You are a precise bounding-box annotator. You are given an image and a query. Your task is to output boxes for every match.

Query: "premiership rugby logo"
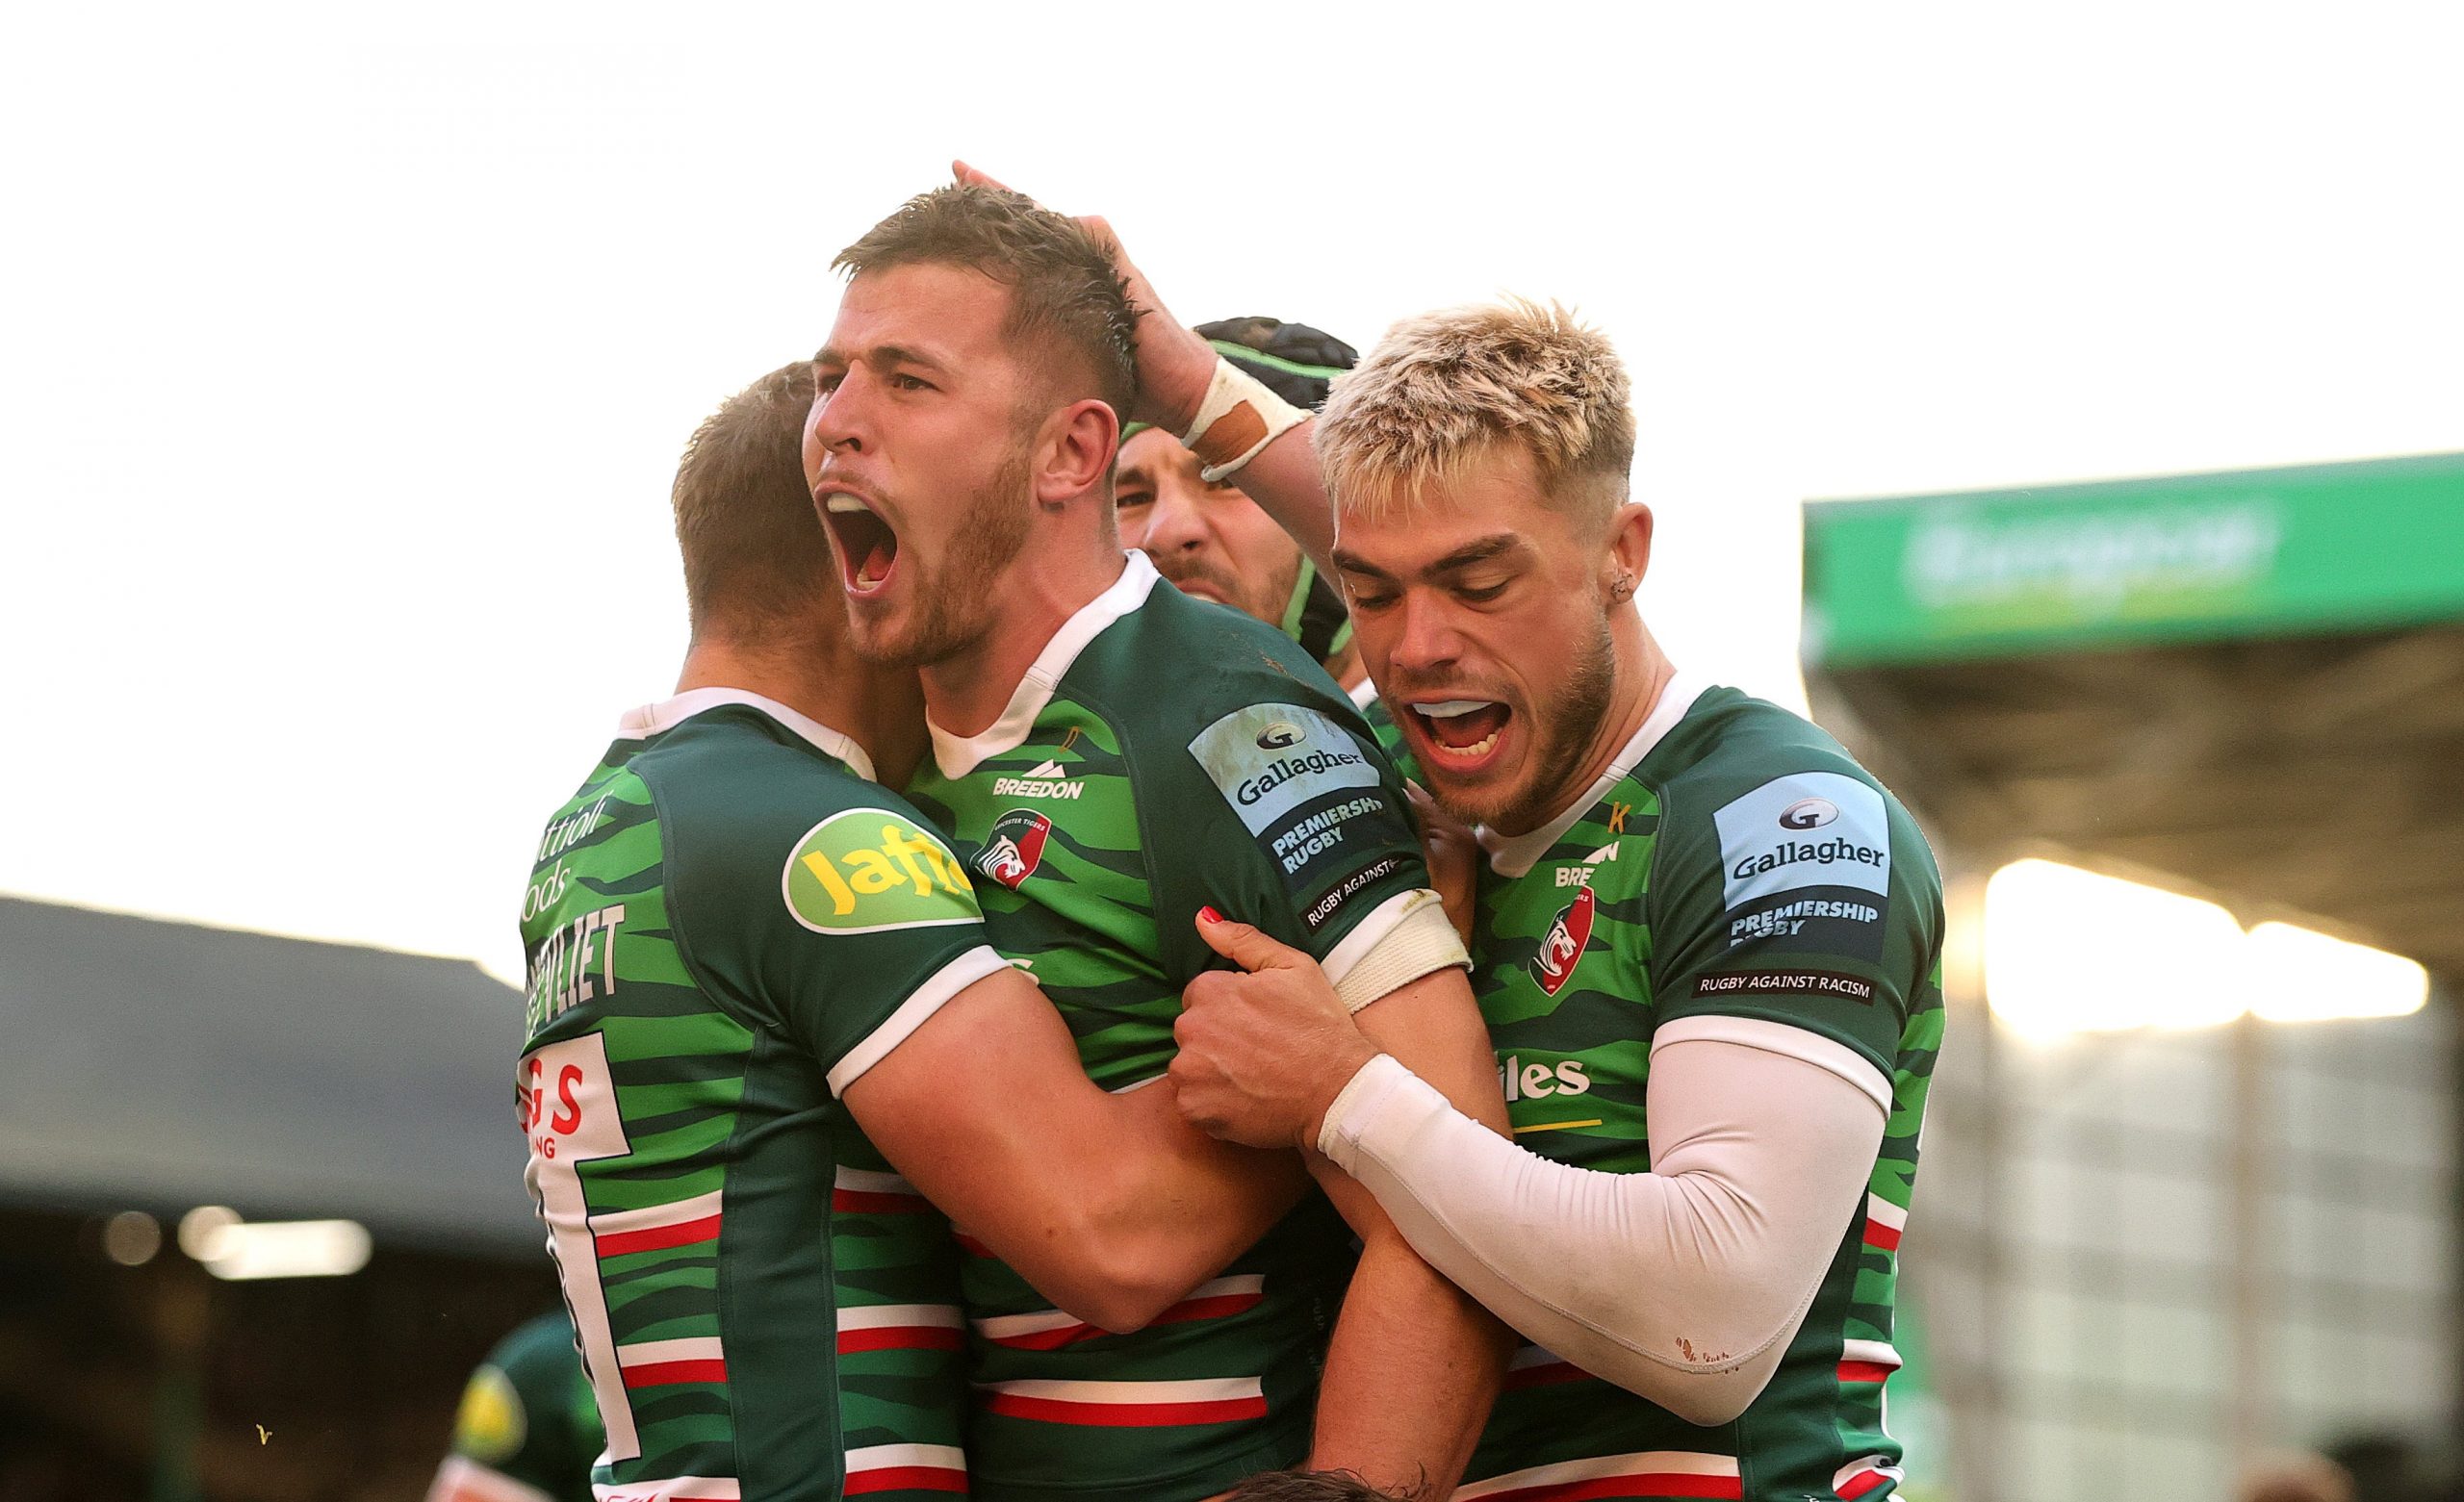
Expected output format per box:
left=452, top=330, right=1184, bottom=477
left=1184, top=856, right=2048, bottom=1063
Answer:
left=977, top=809, right=1052, bottom=890
left=1531, top=887, right=1596, bottom=996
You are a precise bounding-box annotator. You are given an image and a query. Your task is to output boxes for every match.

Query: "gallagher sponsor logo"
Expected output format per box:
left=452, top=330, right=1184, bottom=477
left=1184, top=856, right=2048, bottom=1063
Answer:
left=1779, top=796, right=1838, bottom=829
left=1236, top=746, right=1368, bottom=806
left=976, top=809, right=1052, bottom=890
left=1531, top=886, right=1596, bottom=997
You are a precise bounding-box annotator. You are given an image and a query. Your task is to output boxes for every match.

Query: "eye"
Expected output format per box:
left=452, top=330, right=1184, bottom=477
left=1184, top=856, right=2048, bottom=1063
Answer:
left=813, top=369, right=846, bottom=395
left=1347, top=587, right=1399, bottom=612
left=890, top=372, right=935, bottom=393
left=1454, top=578, right=1510, bottom=604
left=1116, top=489, right=1153, bottom=511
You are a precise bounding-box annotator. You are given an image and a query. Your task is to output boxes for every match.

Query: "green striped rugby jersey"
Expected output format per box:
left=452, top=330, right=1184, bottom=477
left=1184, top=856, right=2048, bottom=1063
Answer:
left=519, top=688, right=1009, bottom=1502
left=1454, top=677, right=1943, bottom=1502
left=1349, top=681, right=1419, bottom=788
left=904, top=552, right=1443, bottom=1502
left=437, top=1310, right=602, bottom=1502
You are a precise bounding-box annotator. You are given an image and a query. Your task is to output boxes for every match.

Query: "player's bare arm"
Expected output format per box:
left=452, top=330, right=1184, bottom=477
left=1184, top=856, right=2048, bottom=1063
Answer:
left=846, top=961, right=1306, bottom=1335
left=1175, top=913, right=1514, bottom=1496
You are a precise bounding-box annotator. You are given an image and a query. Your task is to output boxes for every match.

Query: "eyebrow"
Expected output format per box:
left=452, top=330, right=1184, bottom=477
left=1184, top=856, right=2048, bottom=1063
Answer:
left=1332, top=532, right=1528, bottom=582
left=810, top=342, right=946, bottom=372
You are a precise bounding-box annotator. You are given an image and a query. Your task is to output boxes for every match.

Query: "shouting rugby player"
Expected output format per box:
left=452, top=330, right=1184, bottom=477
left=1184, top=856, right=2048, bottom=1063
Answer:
left=517, top=364, right=1320, bottom=1501
left=808, top=186, right=1512, bottom=1501
left=983, top=170, right=1945, bottom=1502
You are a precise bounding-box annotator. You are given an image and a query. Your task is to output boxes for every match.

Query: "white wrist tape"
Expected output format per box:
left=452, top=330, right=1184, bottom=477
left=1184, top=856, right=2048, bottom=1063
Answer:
left=1180, top=356, right=1309, bottom=483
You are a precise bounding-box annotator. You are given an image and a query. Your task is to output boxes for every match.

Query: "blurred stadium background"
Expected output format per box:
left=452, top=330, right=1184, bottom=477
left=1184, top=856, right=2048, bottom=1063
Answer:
left=4, top=460, right=2454, bottom=1501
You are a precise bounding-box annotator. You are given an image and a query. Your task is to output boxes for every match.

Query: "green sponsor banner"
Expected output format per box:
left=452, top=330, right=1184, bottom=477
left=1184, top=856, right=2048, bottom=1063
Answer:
left=1803, top=452, right=2464, bottom=667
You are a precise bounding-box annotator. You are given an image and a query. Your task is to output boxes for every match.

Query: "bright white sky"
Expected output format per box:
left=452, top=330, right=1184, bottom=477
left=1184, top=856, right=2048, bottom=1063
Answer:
left=5, top=3, right=2459, bottom=983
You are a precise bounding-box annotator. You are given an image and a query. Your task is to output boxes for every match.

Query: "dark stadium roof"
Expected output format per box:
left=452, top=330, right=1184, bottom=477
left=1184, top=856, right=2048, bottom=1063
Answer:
left=0, top=896, right=538, bottom=1256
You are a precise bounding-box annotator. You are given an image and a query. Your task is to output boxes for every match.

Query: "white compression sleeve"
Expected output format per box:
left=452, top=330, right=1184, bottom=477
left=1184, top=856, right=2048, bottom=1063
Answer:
left=1317, top=1033, right=1887, bottom=1427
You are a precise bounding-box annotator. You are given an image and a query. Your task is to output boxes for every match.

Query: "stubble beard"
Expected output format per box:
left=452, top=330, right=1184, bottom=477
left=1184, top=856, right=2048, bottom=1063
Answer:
left=1437, top=611, right=1618, bottom=836
left=852, top=448, right=1035, bottom=669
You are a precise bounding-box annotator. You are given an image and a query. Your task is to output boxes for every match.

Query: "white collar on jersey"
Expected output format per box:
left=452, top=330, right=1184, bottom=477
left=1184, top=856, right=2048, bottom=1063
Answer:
left=616, top=686, right=878, bottom=783
left=925, top=549, right=1161, bottom=780
left=1476, top=672, right=1708, bottom=878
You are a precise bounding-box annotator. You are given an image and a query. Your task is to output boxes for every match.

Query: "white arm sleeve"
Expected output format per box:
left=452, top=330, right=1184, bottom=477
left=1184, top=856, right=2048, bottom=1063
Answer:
left=1317, top=1031, right=1886, bottom=1427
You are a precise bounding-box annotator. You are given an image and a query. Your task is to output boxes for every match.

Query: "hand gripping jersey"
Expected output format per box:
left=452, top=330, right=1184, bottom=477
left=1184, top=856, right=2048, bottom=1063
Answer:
left=433, top=1311, right=603, bottom=1502
left=905, top=552, right=1444, bottom=1502
left=1456, top=677, right=1943, bottom=1502
left=518, top=689, right=1011, bottom=1502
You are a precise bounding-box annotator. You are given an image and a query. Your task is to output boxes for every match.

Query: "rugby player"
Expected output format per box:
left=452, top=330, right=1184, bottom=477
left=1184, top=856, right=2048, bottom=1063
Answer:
left=519, top=363, right=1319, bottom=1501
left=427, top=1311, right=599, bottom=1502
left=1115, top=318, right=1368, bottom=700
left=970, top=172, right=1942, bottom=1501
left=808, top=186, right=1513, bottom=1501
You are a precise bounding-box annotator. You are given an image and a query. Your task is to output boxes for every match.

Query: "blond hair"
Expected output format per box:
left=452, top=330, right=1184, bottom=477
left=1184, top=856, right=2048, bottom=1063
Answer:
left=1316, top=297, right=1633, bottom=525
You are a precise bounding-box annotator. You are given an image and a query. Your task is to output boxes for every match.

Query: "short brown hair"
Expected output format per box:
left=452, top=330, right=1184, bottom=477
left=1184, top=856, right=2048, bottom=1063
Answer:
left=834, top=184, right=1138, bottom=420
left=1222, top=1470, right=1414, bottom=1502
left=1317, top=297, right=1634, bottom=528
left=671, top=362, right=830, bottom=639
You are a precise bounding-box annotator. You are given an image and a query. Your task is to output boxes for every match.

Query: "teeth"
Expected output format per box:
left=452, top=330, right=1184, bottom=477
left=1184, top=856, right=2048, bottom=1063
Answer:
left=1437, top=728, right=1502, bottom=759
left=824, top=495, right=868, bottom=514
left=1414, top=700, right=1497, bottom=720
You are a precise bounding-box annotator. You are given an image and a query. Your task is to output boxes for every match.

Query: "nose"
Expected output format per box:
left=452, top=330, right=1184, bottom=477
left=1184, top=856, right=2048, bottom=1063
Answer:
left=1387, top=589, right=1464, bottom=677
left=809, top=368, right=868, bottom=457
left=1140, top=481, right=1209, bottom=557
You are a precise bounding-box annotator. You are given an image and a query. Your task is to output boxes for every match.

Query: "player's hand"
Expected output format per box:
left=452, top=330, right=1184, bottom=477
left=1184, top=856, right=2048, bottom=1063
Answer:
left=1171, top=909, right=1378, bottom=1150
left=951, top=160, right=1219, bottom=434
left=1405, top=779, right=1478, bottom=947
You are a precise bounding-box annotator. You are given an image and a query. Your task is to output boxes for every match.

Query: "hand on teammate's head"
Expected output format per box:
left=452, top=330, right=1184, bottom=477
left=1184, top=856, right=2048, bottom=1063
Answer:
left=949, top=159, right=1219, bottom=432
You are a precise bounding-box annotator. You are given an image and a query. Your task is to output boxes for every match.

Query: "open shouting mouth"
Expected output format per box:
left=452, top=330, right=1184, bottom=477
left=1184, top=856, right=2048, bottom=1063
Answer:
left=1404, top=697, right=1515, bottom=775
left=820, top=489, right=900, bottom=598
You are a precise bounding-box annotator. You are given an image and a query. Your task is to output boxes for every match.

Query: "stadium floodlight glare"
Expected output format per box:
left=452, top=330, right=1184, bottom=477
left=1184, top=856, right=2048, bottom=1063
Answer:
left=1984, top=858, right=2248, bottom=1037
left=2246, top=921, right=2429, bottom=1023
left=103, top=1210, right=162, bottom=1266
left=179, top=1210, right=373, bottom=1281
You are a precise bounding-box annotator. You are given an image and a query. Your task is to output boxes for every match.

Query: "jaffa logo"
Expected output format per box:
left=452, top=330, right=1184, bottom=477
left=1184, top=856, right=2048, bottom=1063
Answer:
left=1531, top=886, right=1597, bottom=997
left=1255, top=722, right=1304, bottom=751
left=1779, top=797, right=1839, bottom=830
left=977, top=809, right=1052, bottom=890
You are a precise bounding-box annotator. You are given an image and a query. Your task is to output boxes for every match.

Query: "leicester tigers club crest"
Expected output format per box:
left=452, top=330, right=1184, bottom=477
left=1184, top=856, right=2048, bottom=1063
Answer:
left=1532, top=886, right=1596, bottom=996
left=977, top=809, right=1052, bottom=890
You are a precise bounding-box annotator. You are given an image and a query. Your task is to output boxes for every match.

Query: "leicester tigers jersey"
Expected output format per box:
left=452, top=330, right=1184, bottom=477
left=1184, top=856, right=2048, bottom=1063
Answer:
left=518, top=689, right=1008, bottom=1501
left=906, top=551, right=1444, bottom=1502
left=1457, top=676, right=1943, bottom=1502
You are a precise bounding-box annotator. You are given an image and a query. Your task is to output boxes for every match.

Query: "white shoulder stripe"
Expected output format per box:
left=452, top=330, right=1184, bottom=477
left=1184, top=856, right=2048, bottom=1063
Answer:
left=828, top=945, right=1012, bottom=1097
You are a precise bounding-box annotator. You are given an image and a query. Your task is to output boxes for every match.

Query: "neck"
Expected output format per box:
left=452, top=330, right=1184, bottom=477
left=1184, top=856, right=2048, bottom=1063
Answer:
left=1496, top=607, right=1677, bottom=838
left=677, top=618, right=928, bottom=787
left=919, top=537, right=1127, bottom=740
left=1323, top=640, right=1366, bottom=693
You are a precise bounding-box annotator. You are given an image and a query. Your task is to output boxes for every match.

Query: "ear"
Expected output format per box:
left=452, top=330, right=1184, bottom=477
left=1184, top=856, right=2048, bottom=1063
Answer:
left=1603, top=501, right=1654, bottom=601
left=1033, top=399, right=1121, bottom=509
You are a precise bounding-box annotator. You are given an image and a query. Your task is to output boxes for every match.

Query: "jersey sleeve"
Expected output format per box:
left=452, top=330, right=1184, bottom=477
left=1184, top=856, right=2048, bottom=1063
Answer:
left=659, top=761, right=1008, bottom=1096
left=1164, top=676, right=1442, bottom=990
left=1645, top=757, right=1943, bottom=1106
